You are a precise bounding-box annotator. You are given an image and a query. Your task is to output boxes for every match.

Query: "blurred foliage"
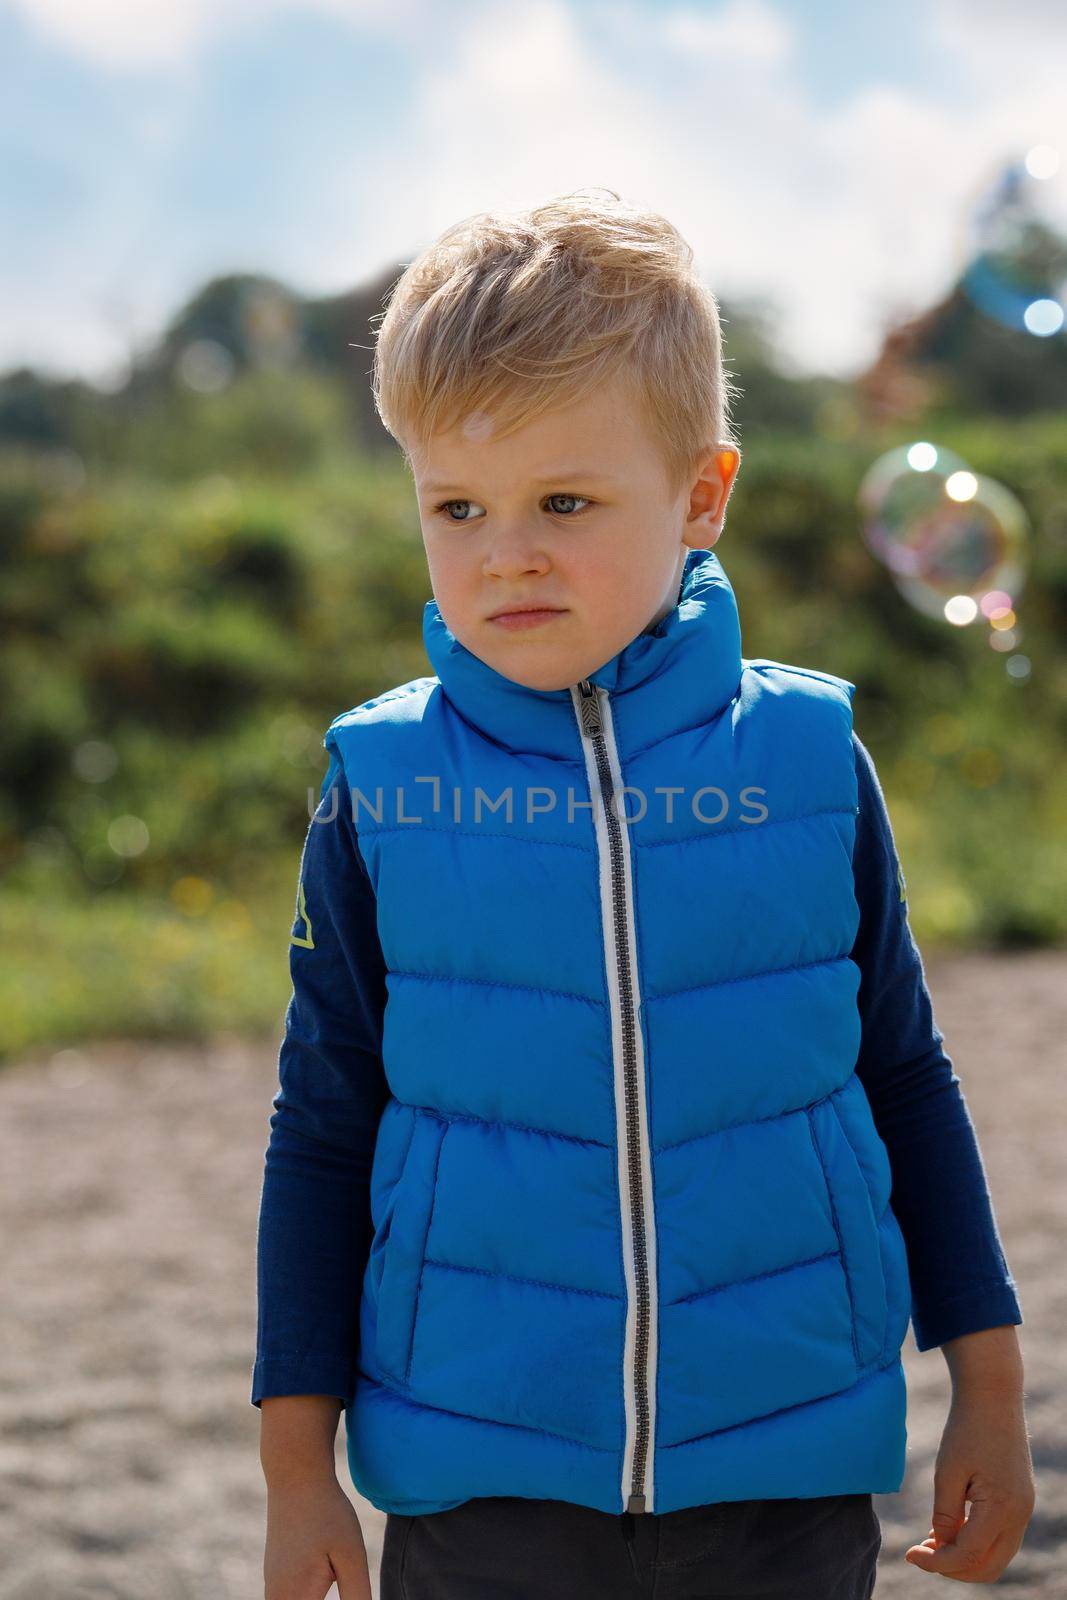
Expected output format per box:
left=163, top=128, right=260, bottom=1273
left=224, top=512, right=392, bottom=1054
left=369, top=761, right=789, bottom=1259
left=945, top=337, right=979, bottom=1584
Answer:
left=1, top=288, right=1065, bottom=1058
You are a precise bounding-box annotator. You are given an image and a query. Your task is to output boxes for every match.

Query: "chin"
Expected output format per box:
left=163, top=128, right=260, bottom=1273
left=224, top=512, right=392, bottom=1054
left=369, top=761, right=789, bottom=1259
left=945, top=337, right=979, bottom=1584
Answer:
left=497, top=657, right=575, bottom=694
left=515, top=672, right=574, bottom=694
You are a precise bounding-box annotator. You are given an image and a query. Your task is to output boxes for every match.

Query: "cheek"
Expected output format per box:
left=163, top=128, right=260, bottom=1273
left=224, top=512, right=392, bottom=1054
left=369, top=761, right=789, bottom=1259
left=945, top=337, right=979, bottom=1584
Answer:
left=424, top=536, right=468, bottom=591
left=556, top=543, right=602, bottom=593
left=424, top=543, right=488, bottom=630
left=569, top=556, right=637, bottom=622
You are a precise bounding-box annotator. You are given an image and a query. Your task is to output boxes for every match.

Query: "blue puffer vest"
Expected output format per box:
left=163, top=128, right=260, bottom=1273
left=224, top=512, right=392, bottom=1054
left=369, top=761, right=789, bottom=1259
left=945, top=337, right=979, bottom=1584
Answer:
left=322, top=546, right=912, bottom=1518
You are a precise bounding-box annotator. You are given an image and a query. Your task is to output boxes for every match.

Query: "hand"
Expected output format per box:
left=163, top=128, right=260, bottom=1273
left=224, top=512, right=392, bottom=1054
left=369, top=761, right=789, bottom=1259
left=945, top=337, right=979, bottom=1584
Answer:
left=905, top=1387, right=1036, bottom=1582
left=264, top=1474, right=372, bottom=1599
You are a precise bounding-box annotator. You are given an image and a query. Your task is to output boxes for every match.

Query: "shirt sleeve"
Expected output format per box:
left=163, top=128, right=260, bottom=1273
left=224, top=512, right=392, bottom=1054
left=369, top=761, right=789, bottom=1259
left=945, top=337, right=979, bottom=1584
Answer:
left=251, top=747, right=390, bottom=1409
left=849, top=731, right=1023, bottom=1354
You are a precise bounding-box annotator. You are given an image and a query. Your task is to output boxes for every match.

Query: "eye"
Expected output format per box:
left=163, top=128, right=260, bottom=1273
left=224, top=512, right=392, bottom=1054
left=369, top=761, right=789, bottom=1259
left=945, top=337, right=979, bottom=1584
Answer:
left=433, top=498, right=486, bottom=522
left=545, top=493, right=590, bottom=517
left=431, top=494, right=591, bottom=522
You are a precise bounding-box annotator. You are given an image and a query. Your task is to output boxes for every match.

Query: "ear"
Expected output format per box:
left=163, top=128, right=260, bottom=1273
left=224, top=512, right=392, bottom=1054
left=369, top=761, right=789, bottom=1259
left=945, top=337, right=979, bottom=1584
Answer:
left=685, top=446, right=741, bottom=547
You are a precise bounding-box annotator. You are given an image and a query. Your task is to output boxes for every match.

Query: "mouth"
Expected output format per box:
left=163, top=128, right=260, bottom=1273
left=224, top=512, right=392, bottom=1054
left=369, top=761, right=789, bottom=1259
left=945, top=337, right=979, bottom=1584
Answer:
left=487, top=602, right=567, bottom=618
left=487, top=604, right=568, bottom=630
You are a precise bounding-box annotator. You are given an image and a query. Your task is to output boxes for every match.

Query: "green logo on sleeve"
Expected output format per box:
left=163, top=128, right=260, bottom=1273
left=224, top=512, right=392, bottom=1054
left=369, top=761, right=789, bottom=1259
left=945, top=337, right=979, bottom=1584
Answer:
left=291, top=879, right=315, bottom=948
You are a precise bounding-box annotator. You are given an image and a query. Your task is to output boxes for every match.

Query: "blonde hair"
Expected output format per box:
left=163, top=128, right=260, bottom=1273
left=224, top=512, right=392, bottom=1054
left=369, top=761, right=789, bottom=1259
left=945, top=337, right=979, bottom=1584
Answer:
left=369, top=187, right=741, bottom=500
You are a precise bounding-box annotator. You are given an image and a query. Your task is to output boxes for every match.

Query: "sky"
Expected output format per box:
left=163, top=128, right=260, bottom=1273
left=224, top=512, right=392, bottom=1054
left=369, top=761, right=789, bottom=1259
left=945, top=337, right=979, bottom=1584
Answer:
left=2, top=0, right=1066, bottom=386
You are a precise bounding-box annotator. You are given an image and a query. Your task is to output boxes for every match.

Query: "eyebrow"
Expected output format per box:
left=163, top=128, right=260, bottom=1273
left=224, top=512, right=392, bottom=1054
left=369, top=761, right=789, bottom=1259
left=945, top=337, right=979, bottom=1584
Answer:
left=421, top=469, right=618, bottom=494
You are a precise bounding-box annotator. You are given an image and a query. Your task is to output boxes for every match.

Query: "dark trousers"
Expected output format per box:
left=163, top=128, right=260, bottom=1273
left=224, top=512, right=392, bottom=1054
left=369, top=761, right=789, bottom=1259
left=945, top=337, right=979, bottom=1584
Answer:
left=380, top=1492, right=881, bottom=1598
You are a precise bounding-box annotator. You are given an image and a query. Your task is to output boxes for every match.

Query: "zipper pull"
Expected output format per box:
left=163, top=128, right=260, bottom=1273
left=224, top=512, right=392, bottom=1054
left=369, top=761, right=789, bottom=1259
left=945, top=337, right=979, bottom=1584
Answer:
left=577, top=678, right=602, bottom=737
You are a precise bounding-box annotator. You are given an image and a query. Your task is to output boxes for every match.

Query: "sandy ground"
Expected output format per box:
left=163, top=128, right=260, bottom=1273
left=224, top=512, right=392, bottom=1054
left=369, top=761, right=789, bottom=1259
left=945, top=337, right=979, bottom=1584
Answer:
left=0, top=946, right=1063, bottom=1599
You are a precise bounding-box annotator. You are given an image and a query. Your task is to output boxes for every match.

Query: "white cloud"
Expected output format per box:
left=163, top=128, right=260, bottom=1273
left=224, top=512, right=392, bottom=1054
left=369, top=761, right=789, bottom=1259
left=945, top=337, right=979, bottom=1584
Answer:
left=661, top=0, right=793, bottom=65
left=5, top=0, right=1067, bottom=381
left=8, top=0, right=418, bottom=68
left=288, top=0, right=948, bottom=376
left=929, top=0, right=1067, bottom=95
left=12, top=0, right=225, bottom=67
left=315, top=0, right=1065, bottom=378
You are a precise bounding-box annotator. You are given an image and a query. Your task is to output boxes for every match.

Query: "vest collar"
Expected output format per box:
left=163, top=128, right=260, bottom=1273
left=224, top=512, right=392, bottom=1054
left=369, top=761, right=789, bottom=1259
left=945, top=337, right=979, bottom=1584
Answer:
left=421, top=546, right=744, bottom=760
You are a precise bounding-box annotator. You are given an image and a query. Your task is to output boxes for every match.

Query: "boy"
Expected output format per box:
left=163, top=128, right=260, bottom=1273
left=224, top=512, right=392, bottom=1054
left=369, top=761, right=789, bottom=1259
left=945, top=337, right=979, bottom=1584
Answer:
left=253, top=191, right=1034, bottom=1598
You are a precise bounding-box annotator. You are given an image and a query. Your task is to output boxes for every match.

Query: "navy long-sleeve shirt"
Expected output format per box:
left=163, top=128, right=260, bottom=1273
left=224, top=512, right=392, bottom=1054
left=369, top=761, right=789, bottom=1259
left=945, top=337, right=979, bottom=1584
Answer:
left=251, top=731, right=1023, bottom=1411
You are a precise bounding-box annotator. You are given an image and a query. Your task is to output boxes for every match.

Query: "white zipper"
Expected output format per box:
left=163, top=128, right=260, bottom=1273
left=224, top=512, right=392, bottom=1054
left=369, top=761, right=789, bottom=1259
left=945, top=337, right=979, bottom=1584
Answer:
left=570, top=678, right=658, bottom=1514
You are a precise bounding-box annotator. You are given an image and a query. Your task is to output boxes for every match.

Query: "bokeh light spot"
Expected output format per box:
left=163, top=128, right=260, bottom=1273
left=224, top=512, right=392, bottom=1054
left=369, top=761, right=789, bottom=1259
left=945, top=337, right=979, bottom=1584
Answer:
left=946, top=471, right=978, bottom=503
left=945, top=594, right=979, bottom=625
left=1023, top=298, right=1064, bottom=336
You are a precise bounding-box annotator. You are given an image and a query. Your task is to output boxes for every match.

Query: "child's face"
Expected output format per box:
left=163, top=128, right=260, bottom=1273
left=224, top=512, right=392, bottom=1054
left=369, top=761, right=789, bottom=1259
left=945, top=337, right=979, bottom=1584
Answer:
left=408, top=371, right=740, bottom=692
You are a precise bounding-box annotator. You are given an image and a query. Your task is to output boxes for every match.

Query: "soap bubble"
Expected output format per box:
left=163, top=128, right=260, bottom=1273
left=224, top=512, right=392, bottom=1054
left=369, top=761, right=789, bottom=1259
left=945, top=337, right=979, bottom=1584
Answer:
left=857, top=441, right=970, bottom=575
left=889, top=474, right=1029, bottom=622
left=857, top=445, right=1030, bottom=625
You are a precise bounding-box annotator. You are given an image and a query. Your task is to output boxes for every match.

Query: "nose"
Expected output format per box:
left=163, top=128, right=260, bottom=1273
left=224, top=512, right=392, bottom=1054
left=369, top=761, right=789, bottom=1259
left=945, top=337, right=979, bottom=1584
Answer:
left=482, top=531, right=552, bottom=582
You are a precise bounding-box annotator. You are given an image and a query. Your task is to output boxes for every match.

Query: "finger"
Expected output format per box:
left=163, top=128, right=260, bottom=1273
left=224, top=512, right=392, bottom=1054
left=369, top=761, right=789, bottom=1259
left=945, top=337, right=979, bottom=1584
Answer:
left=904, top=1505, right=964, bottom=1564
left=906, top=1525, right=947, bottom=1556
left=932, top=1505, right=966, bottom=1540
left=905, top=1503, right=1007, bottom=1578
left=948, top=1526, right=1014, bottom=1582
left=333, top=1555, right=372, bottom=1600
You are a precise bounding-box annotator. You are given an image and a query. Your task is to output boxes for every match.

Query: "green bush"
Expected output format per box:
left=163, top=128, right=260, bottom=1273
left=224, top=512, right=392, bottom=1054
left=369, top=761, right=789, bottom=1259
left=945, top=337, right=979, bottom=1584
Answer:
left=1, top=395, right=1064, bottom=1059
